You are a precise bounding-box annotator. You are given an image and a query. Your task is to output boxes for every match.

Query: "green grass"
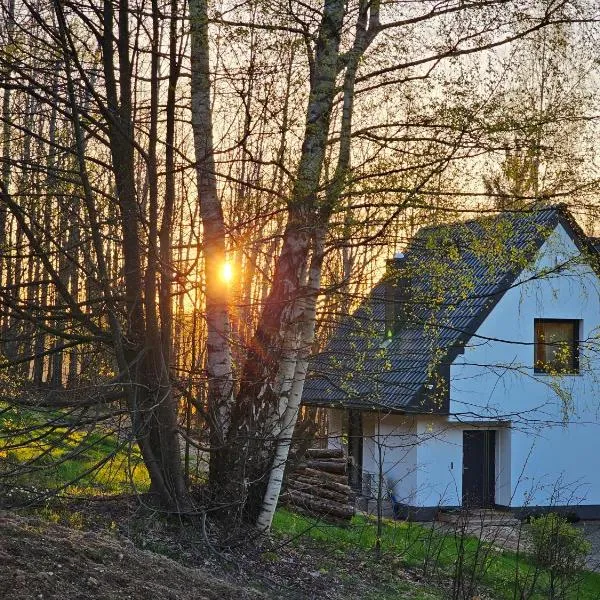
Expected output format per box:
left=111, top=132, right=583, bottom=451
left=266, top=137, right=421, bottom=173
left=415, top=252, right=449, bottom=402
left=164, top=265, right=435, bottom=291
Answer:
left=272, top=508, right=600, bottom=600
left=0, top=404, right=150, bottom=498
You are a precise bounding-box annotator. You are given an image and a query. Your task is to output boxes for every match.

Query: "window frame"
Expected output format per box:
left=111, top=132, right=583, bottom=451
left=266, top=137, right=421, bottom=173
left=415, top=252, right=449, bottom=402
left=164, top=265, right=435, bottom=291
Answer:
left=534, top=318, right=580, bottom=375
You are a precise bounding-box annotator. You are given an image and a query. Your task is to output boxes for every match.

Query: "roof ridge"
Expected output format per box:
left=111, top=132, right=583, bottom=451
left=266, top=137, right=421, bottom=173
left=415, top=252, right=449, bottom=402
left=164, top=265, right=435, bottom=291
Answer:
left=416, top=204, right=562, bottom=232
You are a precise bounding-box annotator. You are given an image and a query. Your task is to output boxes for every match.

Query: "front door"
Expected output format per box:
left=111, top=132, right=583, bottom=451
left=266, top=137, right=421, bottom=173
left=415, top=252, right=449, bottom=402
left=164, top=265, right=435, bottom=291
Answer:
left=347, top=410, right=363, bottom=493
left=462, top=430, right=495, bottom=508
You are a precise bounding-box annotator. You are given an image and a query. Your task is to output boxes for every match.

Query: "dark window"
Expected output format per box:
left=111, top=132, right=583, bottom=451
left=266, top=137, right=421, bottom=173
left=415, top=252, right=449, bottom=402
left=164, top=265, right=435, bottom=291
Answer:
left=534, top=319, right=580, bottom=374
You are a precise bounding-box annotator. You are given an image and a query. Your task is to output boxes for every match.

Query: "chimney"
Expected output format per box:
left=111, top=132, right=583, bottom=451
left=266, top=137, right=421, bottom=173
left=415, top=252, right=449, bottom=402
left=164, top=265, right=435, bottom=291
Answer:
left=384, top=252, right=408, bottom=339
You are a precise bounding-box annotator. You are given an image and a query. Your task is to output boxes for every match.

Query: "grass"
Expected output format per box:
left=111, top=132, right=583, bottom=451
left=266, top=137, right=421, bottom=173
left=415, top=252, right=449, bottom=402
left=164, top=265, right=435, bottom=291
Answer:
left=0, top=404, right=150, bottom=500
left=363, top=581, right=442, bottom=600
left=272, top=508, right=600, bottom=600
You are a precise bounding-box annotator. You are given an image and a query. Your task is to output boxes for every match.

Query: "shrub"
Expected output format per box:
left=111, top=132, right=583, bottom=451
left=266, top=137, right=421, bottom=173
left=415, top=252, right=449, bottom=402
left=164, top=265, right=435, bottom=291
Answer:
left=529, top=512, right=591, bottom=599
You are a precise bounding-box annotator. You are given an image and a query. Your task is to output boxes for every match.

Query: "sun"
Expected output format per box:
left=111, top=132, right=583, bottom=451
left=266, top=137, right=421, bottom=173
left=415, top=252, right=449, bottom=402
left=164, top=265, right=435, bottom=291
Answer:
left=221, top=261, right=233, bottom=283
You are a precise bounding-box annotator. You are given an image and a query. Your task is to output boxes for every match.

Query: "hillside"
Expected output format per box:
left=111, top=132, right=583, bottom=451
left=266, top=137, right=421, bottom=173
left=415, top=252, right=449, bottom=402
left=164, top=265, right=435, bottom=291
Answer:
left=0, top=513, right=264, bottom=600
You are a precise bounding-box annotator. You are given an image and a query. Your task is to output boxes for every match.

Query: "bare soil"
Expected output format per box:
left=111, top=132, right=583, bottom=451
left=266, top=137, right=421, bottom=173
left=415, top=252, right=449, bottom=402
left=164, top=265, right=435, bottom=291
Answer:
left=0, top=503, right=443, bottom=600
left=0, top=512, right=265, bottom=600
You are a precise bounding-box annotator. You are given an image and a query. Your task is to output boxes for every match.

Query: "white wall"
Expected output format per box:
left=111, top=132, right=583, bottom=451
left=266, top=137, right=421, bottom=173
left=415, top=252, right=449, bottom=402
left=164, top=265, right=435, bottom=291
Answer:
left=361, top=414, right=419, bottom=504
left=449, top=223, right=600, bottom=508
left=413, top=417, right=462, bottom=507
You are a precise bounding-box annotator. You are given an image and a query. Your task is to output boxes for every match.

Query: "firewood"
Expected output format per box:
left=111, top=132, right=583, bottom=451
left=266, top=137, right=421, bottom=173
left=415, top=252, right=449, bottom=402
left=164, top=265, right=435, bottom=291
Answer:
left=294, top=467, right=348, bottom=484
left=304, top=459, right=347, bottom=474
left=305, top=448, right=345, bottom=460
left=287, top=481, right=349, bottom=504
left=283, top=489, right=354, bottom=519
left=293, top=474, right=354, bottom=497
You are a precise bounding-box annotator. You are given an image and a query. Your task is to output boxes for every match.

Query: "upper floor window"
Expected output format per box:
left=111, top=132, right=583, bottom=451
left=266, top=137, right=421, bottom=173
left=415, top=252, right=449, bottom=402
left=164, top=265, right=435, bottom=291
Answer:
left=534, top=319, right=580, bottom=374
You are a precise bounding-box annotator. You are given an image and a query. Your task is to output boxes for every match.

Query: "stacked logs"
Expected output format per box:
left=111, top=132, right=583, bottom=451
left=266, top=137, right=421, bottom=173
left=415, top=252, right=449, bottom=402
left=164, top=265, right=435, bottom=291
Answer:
left=282, top=448, right=355, bottom=523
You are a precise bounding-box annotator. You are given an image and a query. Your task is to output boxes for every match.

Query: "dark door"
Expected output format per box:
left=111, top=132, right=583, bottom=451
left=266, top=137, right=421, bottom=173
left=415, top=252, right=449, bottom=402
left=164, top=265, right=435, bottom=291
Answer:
left=462, top=430, right=495, bottom=508
left=347, top=410, right=363, bottom=493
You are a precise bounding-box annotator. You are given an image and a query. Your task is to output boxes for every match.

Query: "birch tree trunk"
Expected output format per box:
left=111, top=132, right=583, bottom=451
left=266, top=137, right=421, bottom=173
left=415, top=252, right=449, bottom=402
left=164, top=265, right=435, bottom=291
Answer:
left=222, top=0, right=346, bottom=522
left=254, top=0, right=381, bottom=528
left=256, top=228, right=325, bottom=531
left=189, top=0, right=234, bottom=490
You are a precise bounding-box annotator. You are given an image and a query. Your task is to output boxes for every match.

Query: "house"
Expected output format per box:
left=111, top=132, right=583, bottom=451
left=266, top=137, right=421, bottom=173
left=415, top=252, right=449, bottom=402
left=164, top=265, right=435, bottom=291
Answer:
left=302, top=205, right=600, bottom=519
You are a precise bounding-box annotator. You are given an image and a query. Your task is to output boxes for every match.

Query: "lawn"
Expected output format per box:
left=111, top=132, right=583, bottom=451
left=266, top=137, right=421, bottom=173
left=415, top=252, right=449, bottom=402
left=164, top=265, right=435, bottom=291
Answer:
left=272, top=508, right=600, bottom=600
left=0, top=404, right=149, bottom=500
left=3, top=404, right=600, bottom=599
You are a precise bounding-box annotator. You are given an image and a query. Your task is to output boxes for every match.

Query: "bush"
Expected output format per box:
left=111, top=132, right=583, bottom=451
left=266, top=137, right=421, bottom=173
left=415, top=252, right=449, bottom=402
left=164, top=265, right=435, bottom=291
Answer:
left=529, top=512, right=591, bottom=599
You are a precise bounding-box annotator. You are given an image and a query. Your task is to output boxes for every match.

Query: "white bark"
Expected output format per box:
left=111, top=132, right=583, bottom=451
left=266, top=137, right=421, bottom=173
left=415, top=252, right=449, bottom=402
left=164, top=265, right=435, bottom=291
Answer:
left=256, top=1, right=382, bottom=530
left=189, top=0, right=234, bottom=444
left=268, top=260, right=310, bottom=434
left=256, top=231, right=324, bottom=531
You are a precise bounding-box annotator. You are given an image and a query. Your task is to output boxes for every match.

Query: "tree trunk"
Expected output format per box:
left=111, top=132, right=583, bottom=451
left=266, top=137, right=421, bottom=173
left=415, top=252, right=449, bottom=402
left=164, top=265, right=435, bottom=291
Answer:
left=226, top=0, right=346, bottom=523
left=189, top=0, right=234, bottom=493
left=97, top=0, right=188, bottom=510
left=0, top=0, right=15, bottom=335
left=256, top=229, right=325, bottom=530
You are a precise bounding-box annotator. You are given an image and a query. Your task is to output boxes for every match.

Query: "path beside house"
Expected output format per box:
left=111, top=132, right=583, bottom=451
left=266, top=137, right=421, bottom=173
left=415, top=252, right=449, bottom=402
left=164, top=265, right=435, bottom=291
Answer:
left=435, top=514, right=600, bottom=573
left=434, top=510, right=530, bottom=555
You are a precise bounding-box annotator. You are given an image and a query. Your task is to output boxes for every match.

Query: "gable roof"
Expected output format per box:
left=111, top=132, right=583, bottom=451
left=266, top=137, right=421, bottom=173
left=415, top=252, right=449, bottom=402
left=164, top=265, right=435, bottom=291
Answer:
left=302, top=205, right=598, bottom=414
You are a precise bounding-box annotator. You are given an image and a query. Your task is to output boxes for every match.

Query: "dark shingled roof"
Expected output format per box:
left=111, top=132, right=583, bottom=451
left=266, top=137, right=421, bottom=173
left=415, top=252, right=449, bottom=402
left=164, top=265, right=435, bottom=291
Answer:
left=302, top=206, right=596, bottom=414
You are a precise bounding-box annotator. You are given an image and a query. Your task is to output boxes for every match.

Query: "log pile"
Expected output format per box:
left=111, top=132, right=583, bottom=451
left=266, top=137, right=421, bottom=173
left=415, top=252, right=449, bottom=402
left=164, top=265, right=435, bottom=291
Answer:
left=282, top=448, right=355, bottom=523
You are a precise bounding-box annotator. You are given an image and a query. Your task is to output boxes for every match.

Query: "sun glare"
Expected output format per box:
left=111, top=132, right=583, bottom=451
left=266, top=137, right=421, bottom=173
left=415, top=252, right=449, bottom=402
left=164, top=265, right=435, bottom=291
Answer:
left=221, top=261, right=233, bottom=283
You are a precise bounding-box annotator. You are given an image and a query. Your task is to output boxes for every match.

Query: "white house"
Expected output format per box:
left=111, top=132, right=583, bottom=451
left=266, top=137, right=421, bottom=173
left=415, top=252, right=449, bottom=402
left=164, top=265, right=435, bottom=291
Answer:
left=302, top=206, right=600, bottom=519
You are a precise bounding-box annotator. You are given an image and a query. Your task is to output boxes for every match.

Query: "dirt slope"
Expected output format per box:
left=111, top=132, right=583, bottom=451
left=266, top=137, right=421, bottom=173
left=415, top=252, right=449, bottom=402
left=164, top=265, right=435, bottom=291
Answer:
left=0, top=513, right=265, bottom=600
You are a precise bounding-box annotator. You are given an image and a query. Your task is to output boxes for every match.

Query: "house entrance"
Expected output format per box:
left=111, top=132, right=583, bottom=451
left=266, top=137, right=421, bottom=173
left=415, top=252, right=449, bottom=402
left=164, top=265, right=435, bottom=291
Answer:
left=462, top=430, right=495, bottom=508
left=347, top=410, right=363, bottom=493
